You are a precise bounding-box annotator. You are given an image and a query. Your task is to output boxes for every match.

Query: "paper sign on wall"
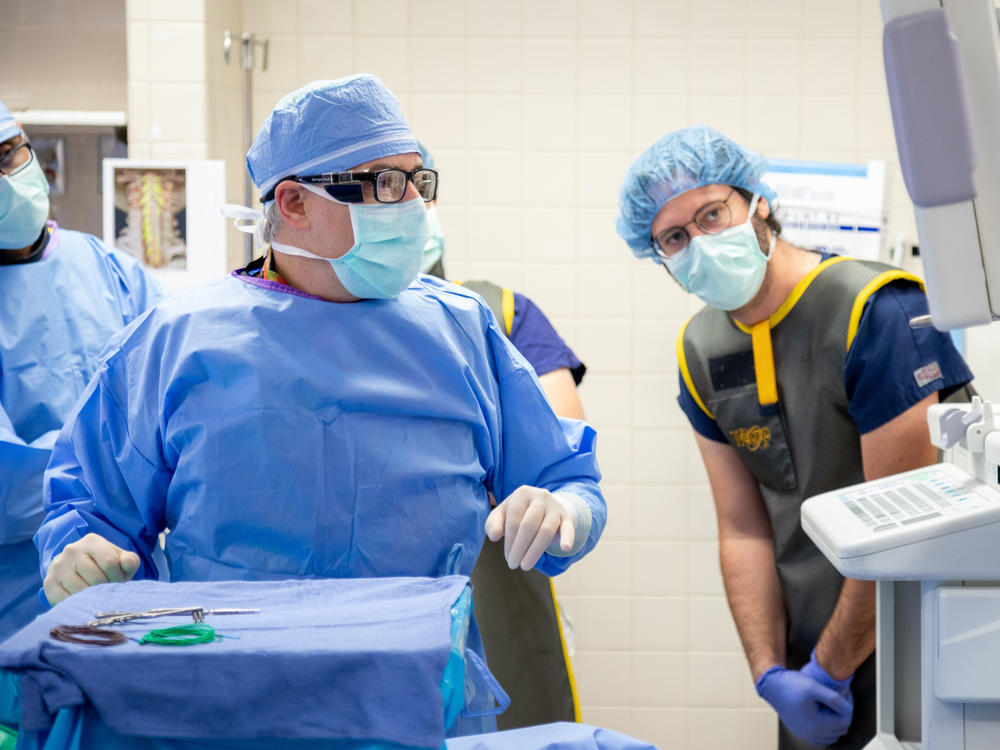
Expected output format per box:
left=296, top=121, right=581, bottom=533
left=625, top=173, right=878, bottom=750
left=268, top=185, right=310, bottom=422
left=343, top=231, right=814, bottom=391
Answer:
left=763, top=160, right=889, bottom=262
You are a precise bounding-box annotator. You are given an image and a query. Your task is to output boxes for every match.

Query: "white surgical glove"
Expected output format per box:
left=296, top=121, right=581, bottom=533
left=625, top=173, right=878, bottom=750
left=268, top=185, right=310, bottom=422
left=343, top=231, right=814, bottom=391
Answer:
left=43, top=533, right=141, bottom=605
left=484, top=487, right=592, bottom=571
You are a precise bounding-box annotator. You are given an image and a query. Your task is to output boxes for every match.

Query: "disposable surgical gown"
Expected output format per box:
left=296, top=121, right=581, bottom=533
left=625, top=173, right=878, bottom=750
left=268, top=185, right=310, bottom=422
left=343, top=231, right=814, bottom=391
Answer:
left=36, top=272, right=605, bottom=590
left=0, top=224, right=163, bottom=638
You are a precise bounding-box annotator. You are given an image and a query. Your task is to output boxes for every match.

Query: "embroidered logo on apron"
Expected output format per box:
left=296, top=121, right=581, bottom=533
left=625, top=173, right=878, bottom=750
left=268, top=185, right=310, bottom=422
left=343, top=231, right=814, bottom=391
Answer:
left=729, top=425, right=772, bottom=452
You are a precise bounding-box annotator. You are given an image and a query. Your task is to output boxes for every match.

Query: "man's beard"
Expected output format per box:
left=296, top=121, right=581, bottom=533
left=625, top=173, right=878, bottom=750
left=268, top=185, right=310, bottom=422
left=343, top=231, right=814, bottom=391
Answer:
left=729, top=215, right=775, bottom=316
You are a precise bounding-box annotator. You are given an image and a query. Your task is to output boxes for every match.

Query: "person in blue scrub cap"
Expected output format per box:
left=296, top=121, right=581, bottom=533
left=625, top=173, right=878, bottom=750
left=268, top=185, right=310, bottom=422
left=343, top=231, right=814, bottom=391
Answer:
left=415, top=140, right=588, bottom=729
left=35, top=76, right=606, bottom=728
left=617, top=125, right=973, bottom=750
left=0, top=100, right=164, bottom=730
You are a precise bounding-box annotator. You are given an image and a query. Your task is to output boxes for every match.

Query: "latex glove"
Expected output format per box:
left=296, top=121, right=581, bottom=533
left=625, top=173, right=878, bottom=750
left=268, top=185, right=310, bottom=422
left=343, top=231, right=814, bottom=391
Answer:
left=43, top=533, right=141, bottom=605
left=801, top=649, right=854, bottom=702
left=755, top=665, right=854, bottom=747
left=484, top=487, right=592, bottom=571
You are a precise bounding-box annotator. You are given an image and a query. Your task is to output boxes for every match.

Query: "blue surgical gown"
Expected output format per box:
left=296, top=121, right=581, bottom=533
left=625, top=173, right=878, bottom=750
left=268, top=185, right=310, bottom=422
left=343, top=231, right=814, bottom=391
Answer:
left=36, top=272, right=605, bottom=590
left=0, top=223, right=164, bottom=639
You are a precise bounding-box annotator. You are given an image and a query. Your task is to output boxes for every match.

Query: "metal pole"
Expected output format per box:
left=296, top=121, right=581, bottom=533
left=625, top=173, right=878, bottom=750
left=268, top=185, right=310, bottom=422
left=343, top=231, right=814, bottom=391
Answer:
left=240, top=33, right=254, bottom=264
left=225, top=29, right=268, bottom=264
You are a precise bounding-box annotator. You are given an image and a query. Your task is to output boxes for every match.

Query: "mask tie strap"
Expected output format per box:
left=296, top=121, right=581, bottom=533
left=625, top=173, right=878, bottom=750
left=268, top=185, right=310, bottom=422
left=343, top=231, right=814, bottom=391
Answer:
left=751, top=321, right=779, bottom=409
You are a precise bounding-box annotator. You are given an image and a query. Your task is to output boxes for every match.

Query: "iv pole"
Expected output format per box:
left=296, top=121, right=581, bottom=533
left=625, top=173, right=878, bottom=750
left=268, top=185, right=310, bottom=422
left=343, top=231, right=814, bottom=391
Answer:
left=223, top=30, right=269, bottom=264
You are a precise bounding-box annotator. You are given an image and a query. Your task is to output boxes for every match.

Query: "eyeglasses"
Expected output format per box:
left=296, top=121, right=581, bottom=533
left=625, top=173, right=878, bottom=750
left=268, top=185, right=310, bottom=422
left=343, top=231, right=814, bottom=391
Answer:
left=0, top=141, right=33, bottom=177
left=295, top=168, right=439, bottom=204
left=651, top=188, right=739, bottom=259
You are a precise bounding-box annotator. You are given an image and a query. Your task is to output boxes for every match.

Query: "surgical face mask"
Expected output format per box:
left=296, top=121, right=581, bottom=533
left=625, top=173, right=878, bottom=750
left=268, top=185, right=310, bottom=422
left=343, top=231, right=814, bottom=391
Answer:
left=270, top=183, right=429, bottom=299
left=421, top=204, right=445, bottom=274
left=663, top=194, right=775, bottom=311
left=0, top=154, right=50, bottom=250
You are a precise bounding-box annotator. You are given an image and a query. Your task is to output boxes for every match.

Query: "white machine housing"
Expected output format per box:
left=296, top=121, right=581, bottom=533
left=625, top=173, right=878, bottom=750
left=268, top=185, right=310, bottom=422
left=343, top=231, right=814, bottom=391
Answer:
left=802, top=396, right=1000, bottom=750
left=881, top=0, right=1000, bottom=330
left=801, top=2, right=1000, bottom=748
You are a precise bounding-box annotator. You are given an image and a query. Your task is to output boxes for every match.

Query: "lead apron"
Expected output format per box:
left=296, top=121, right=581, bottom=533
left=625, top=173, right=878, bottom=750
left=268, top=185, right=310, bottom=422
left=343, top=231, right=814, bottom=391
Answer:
left=678, top=257, right=928, bottom=750
left=460, top=279, right=580, bottom=729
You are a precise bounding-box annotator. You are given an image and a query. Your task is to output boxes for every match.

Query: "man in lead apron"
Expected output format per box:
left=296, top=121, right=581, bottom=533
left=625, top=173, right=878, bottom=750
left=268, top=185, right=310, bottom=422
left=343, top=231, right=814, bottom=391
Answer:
left=417, top=140, right=587, bottom=728
left=616, top=126, right=973, bottom=749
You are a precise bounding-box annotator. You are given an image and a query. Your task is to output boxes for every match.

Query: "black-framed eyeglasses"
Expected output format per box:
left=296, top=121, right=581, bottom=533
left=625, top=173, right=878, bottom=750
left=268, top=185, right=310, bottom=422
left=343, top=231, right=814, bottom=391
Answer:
left=651, top=188, right=739, bottom=260
left=292, top=168, right=439, bottom=204
left=0, top=141, right=33, bottom=178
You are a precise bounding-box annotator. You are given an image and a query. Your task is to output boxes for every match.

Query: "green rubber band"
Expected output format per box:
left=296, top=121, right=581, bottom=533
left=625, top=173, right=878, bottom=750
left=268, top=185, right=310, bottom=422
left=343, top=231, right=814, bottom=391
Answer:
left=0, top=724, right=18, bottom=750
left=139, top=623, right=223, bottom=646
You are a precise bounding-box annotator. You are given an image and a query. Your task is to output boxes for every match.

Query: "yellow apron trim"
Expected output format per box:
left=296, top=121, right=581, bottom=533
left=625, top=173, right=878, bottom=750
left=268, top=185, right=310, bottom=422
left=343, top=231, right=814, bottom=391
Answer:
left=751, top=321, right=779, bottom=406
left=732, top=256, right=851, bottom=334
left=548, top=579, right=582, bottom=722
left=846, top=270, right=926, bottom=351
left=501, top=287, right=515, bottom=337
left=677, top=317, right=715, bottom=420
left=454, top=280, right=515, bottom=337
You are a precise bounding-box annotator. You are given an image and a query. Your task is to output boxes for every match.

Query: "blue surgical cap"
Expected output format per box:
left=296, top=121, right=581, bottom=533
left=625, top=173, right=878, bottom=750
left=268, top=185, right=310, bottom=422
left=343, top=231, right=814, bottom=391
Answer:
left=616, top=125, right=777, bottom=259
left=0, top=100, right=21, bottom=143
left=416, top=140, right=434, bottom=170
left=248, top=74, right=419, bottom=199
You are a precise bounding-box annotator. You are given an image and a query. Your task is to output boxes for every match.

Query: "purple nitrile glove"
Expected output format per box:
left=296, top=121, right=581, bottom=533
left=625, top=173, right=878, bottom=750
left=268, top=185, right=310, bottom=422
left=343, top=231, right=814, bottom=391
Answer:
left=801, top=649, right=854, bottom=702
left=755, top=665, right=854, bottom=747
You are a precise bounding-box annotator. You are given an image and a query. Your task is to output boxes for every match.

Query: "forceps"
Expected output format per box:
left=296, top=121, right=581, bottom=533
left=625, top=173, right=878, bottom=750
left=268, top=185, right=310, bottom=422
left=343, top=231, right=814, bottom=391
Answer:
left=88, top=607, right=260, bottom=627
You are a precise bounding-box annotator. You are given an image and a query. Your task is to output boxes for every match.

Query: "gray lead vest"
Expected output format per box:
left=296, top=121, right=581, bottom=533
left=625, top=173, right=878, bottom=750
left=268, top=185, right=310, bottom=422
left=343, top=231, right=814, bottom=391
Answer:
left=459, top=278, right=580, bottom=729
left=680, top=257, right=925, bottom=750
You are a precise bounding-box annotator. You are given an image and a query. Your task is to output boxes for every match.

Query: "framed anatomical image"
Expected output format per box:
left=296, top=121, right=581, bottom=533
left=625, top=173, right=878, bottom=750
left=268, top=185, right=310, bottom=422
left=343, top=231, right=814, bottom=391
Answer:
left=102, top=159, right=227, bottom=294
left=112, top=165, right=187, bottom=269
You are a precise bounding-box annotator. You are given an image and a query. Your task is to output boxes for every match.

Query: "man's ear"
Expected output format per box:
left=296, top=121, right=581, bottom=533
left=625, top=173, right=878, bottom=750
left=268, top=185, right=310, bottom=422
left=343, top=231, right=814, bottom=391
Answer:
left=274, top=182, right=309, bottom=229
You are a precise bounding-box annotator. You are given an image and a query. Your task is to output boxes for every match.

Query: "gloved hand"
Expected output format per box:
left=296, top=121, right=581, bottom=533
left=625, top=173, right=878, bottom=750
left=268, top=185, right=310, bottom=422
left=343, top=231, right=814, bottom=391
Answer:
left=755, top=665, right=854, bottom=747
left=484, top=487, right=592, bottom=571
left=801, top=649, right=855, bottom=702
left=43, top=533, right=141, bottom=605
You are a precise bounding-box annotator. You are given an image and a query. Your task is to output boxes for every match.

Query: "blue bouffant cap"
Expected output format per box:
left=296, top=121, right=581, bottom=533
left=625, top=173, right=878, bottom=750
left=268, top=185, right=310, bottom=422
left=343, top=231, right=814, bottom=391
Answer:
left=616, top=125, right=777, bottom=259
left=0, top=100, right=21, bottom=143
left=248, top=74, right=419, bottom=199
left=416, top=140, right=434, bottom=170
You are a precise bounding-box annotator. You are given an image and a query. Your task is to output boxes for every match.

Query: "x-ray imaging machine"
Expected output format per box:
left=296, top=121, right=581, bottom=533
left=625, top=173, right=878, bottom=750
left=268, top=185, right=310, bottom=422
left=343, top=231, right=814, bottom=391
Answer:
left=801, top=1, right=1000, bottom=748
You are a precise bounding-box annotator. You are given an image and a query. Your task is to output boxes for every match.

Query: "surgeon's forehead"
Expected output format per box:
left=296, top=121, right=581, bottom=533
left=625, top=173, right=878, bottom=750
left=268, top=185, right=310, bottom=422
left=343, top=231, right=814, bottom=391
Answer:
left=348, top=151, right=421, bottom=172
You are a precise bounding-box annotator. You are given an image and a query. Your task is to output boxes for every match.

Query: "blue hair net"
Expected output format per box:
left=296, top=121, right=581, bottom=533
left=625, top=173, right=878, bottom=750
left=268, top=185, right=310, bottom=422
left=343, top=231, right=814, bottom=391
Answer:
left=248, top=74, right=419, bottom=199
left=416, top=140, right=434, bottom=170
left=0, top=99, right=21, bottom=143
left=616, top=125, right=777, bottom=259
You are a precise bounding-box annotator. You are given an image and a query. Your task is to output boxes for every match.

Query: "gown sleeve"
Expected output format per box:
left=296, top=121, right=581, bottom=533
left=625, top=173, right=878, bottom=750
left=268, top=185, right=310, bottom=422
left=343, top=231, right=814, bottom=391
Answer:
left=35, top=347, right=170, bottom=584
left=0, top=403, right=57, bottom=545
left=485, top=318, right=606, bottom=576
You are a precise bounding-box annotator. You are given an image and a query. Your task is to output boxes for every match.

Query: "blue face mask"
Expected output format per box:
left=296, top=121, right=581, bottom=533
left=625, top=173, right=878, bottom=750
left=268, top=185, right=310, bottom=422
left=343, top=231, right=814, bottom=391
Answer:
left=271, top=184, right=429, bottom=299
left=663, top=193, right=774, bottom=311
left=0, top=154, right=50, bottom=250
left=420, top=204, right=445, bottom=274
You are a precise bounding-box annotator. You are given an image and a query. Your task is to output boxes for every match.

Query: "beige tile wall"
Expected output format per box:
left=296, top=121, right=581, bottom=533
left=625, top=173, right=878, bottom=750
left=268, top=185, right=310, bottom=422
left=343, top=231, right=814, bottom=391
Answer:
left=0, top=0, right=127, bottom=112
left=126, top=0, right=246, bottom=268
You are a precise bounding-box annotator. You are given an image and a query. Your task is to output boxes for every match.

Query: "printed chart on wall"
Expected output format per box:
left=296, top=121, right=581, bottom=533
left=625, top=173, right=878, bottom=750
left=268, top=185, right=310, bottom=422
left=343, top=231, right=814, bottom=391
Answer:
left=102, top=159, right=227, bottom=294
left=113, top=166, right=187, bottom=269
left=764, top=160, right=888, bottom=262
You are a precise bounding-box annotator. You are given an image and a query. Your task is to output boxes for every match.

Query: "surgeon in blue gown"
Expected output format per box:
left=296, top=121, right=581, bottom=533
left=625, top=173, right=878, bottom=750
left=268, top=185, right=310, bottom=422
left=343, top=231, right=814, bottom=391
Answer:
left=0, top=100, right=163, bottom=734
left=34, top=75, right=605, bottom=724
left=0, top=99, right=164, bottom=640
